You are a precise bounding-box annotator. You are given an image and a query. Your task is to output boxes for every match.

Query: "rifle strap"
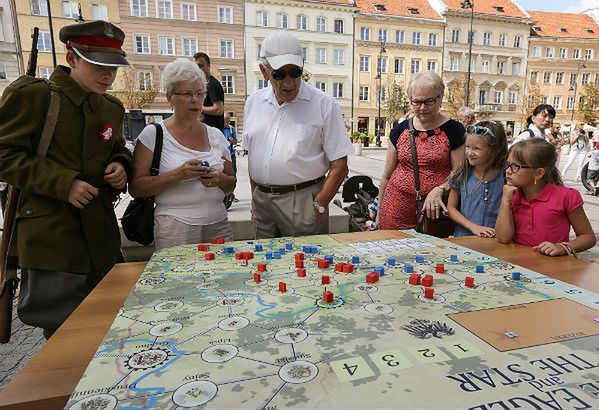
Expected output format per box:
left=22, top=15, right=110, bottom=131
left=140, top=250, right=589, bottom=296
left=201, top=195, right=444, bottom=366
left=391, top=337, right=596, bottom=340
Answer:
left=37, top=81, right=61, bottom=157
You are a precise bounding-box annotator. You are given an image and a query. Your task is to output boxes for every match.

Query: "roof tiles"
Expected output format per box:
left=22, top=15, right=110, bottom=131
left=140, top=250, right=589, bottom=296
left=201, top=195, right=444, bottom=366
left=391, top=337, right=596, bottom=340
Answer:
left=443, top=0, right=528, bottom=19
left=355, top=0, right=443, bottom=20
left=528, top=10, right=599, bottom=39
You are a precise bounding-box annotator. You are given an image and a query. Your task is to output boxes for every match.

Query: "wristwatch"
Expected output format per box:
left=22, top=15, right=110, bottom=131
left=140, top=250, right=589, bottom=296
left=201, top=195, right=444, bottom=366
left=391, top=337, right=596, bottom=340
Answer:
left=313, top=200, right=326, bottom=214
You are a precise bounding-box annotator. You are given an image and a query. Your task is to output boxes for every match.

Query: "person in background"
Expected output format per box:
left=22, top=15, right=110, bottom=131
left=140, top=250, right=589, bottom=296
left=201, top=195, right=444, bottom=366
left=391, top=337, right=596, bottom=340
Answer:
left=546, top=122, right=564, bottom=167
left=242, top=31, right=352, bottom=238
left=457, top=107, right=476, bottom=128
left=496, top=139, right=595, bottom=256
left=561, top=123, right=590, bottom=182
left=223, top=112, right=237, bottom=175
left=193, top=52, right=224, bottom=132
left=377, top=71, right=465, bottom=230
left=586, top=143, right=599, bottom=196
left=0, top=21, right=132, bottom=339
left=512, top=104, right=555, bottom=144
left=447, top=121, right=507, bottom=237
left=130, top=58, right=235, bottom=249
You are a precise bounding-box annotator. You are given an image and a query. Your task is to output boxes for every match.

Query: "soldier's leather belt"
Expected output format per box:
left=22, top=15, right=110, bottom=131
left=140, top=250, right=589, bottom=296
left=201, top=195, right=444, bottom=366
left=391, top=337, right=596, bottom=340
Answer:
left=256, top=175, right=325, bottom=195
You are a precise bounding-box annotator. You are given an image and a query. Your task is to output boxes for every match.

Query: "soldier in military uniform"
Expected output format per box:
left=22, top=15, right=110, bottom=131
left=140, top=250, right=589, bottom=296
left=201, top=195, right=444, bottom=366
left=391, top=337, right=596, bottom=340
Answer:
left=0, top=21, right=132, bottom=339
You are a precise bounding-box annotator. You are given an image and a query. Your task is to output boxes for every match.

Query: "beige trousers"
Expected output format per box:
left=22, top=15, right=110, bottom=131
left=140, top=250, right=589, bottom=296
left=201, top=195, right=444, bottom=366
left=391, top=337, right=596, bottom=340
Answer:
left=154, top=215, right=233, bottom=250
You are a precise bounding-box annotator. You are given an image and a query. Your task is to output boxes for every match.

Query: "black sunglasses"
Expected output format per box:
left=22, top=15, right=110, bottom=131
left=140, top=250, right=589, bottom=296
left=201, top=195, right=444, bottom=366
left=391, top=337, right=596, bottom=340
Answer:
left=271, top=67, right=303, bottom=81
left=466, top=125, right=493, bottom=136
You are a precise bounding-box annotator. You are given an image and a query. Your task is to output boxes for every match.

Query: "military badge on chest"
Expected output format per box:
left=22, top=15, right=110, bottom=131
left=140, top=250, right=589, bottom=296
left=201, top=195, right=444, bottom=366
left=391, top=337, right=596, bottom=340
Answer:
left=100, top=124, right=113, bottom=142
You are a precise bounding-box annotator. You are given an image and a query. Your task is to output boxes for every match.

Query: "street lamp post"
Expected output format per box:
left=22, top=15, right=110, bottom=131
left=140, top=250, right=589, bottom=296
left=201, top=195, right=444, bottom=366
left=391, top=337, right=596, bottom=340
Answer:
left=461, top=0, right=474, bottom=107
left=376, top=38, right=386, bottom=147
left=569, top=59, right=587, bottom=128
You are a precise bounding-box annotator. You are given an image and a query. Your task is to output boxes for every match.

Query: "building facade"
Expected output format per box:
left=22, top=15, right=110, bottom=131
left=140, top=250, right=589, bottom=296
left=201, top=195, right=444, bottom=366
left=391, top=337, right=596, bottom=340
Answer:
left=527, top=11, right=599, bottom=127
left=439, top=0, right=531, bottom=137
left=244, top=0, right=357, bottom=121
left=354, top=0, right=444, bottom=143
left=0, top=0, right=21, bottom=94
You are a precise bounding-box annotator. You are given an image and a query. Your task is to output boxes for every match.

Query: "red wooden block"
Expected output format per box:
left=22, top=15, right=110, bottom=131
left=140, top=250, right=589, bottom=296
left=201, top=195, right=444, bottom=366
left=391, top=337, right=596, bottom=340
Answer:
left=205, top=252, right=215, bottom=261
left=323, top=290, right=333, bottom=303
left=234, top=252, right=243, bottom=260
left=211, top=238, right=218, bottom=244
left=279, top=282, right=287, bottom=293
left=243, top=252, right=254, bottom=260
left=294, top=252, right=305, bottom=261
left=342, top=263, right=354, bottom=273
left=317, top=259, right=329, bottom=269
left=421, top=275, right=433, bottom=287
left=321, top=275, right=330, bottom=285
left=409, top=273, right=421, bottom=285
left=295, top=260, right=304, bottom=269
left=257, top=263, right=267, bottom=272
left=335, top=262, right=345, bottom=272
left=436, top=264, right=445, bottom=273
left=216, top=237, right=225, bottom=244
left=465, top=277, right=475, bottom=288
left=366, top=272, right=379, bottom=284
left=424, top=287, right=434, bottom=299
left=297, top=268, right=306, bottom=277
left=253, top=272, right=261, bottom=283
left=197, top=244, right=209, bottom=252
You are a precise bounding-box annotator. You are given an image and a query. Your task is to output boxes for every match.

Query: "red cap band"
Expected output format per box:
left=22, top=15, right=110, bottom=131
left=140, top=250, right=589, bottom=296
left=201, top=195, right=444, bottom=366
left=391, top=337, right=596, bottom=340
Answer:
left=67, top=35, right=123, bottom=51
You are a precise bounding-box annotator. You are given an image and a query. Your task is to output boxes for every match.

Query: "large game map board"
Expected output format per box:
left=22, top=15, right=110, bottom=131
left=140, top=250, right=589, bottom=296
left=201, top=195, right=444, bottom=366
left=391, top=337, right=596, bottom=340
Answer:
left=65, top=232, right=599, bottom=409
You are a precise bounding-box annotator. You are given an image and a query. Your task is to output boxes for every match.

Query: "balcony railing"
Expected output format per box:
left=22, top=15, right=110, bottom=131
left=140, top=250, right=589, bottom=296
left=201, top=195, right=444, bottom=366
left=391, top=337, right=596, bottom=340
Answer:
left=474, top=103, right=518, bottom=112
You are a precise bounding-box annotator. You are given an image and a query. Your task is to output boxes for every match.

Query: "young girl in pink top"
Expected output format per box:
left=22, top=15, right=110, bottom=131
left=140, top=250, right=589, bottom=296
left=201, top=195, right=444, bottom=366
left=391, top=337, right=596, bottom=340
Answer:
left=496, top=139, right=596, bottom=256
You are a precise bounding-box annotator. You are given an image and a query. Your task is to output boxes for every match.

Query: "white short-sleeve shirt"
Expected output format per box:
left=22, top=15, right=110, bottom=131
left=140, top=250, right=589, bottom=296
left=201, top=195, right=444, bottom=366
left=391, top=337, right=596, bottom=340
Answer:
left=137, top=121, right=231, bottom=225
left=513, top=123, right=545, bottom=145
left=241, top=81, right=353, bottom=185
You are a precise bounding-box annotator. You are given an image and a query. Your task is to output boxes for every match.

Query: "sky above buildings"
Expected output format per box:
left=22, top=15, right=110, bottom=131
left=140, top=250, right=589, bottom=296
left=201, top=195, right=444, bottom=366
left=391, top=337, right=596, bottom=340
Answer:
left=517, top=0, right=598, bottom=12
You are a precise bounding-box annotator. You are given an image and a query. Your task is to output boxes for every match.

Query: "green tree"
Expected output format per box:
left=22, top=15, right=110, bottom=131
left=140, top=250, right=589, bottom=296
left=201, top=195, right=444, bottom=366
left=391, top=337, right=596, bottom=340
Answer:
left=110, top=67, right=158, bottom=109
left=578, top=83, right=599, bottom=126
left=519, top=81, right=542, bottom=127
left=385, top=81, right=410, bottom=126
left=446, top=73, right=476, bottom=119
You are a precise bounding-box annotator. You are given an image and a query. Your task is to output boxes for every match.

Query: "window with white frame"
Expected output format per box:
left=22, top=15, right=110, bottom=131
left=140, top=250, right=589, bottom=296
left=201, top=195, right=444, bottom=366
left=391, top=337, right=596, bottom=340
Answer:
left=412, top=32, right=421, bottom=45
left=451, top=28, right=460, bottom=43
left=333, top=49, right=344, bottom=65
left=479, top=90, right=488, bottom=104
left=533, top=46, right=541, bottom=57
left=427, top=60, right=437, bottom=72
left=543, top=72, right=551, bottom=84
left=378, top=29, right=387, bottom=42
left=395, top=30, right=405, bottom=43
left=316, top=48, right=327, bottom=64
left=482, top=60, right=490, bottom=73
left=541, top=96, right=548, bottom=104
left=559, top=48, right=567, bottom=59
left=567, top=96, right=575, bottom=110
left=513, top=35, right=521, bottom=48
left=360, top=27, right=370, bottom=41
left=582, top=73, right=590, bottom=85
left=377, top=57, right=387, bottom=74
left=359, top=86, right=369, bottom=101
left=494, top=90, right=503, bottom=104
left=546, top=47, right=554, bottom=58
left=137, top=71, right=152, bottom=90
left=315, top=81, right=326, bottom=92
left=376, top=86, right=385, bottom=102
left=221, top=75, right=234, bottom=93
left=468, top=31, right=474, bottom=44
left=257, top=11, right=268, bottom=26
left=497, top=61, right=505, bottom=74
left=333, top=82, right=343, bottom=98
left=411, top=59, right=421, bottom=74
left=62, top=1, right=79, bottom=18
left=39, top=67, right=51, bottom=79
left=316, top=17, right=326, bottom=32
left=0, top=63, right=6, bottom=79
left=596, top=74, right=599, bottom=85
left=573, top=48, right=580, bottom=59
left=428, top=33, right=437, bottom=46
left=553, top=96, right=562, bottom=109
left=134, top=34, right=150, bottom=54
left=511, top=62, right=520, bottom=76
left=218, top=6, right=232, bottom=24
left=301, top=47, right=307, bottom=62
left=157, top=0, right=172, bottom=19
left=450, top=57, right=459, bottom=71
left=556, top=72, right=564, bottom=84
left=220, top=40, right=233, bottom=58
left=91, top=3, right=108, bottom=20
left=182, top=37, right=197, bottom=57
left=158, top=36, right=174, bottom=55
left=468, top=59, right=474, bottom=73
left=359, top=55, right=370, bottom=72
left=394, top=58, right=404, bottom=74
left=498, top=34, right=506, bottom=46
left=297, top=15, right=307, bottom=30
left=509, top=91, right=517, bottom=105
left=131, top=0, right=148, bottom=17
left=334, top=19, right=344, bottom=34
left=570, top=72, right=578, bottom=85
left=530, top=71, right=539, bottom=83
left=258, top=79, right=269, bottom=89
left=586, top=49, right=593, bottom=59
left=31, top=0, right=48, bottom=15
left=483, top=32, right=491, bottom=45
left=181, top=3, right=196, bottom=20
left=276, top=13, right=288, bottom=29
left=37, top=31, right=53, bottom=52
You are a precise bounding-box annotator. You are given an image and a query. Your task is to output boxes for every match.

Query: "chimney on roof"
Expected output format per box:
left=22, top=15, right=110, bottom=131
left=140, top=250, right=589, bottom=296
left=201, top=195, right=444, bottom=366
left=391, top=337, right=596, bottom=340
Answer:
left=408, top=7, right=419, bottom=15
left=374, top=4, right=386, bottom=11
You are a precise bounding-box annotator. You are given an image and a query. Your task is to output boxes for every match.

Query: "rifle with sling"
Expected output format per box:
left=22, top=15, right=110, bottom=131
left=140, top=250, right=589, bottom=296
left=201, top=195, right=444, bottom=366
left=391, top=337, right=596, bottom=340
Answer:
left=0, top=27, right=61, bottom=343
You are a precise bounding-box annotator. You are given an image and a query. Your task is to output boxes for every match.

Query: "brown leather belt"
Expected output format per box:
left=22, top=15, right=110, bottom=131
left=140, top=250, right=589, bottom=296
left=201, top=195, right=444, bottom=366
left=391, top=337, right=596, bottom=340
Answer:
left=256, top=175, right=325, bottom=195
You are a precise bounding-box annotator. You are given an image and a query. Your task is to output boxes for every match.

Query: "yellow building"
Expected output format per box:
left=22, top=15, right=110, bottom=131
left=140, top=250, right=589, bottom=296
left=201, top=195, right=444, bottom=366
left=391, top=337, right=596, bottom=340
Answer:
left=353, top=0, right=444, bottom=145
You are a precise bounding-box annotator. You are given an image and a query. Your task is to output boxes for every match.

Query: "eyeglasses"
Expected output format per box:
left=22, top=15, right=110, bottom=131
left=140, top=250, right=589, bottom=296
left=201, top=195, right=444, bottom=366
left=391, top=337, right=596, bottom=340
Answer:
left=410, top=96, right=440, bottom=107
left=466, top=125, right=493, bottom=136
left=505, top=161, right=534, bottom=173
left=171, top=91, right=207, bottom=100
left=271, top=67, right=303, bottom=81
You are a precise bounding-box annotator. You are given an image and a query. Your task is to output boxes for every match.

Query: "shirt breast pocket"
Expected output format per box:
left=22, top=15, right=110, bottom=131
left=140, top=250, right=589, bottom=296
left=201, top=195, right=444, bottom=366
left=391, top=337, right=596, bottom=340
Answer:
left=287, top=124, right=322, bottom=156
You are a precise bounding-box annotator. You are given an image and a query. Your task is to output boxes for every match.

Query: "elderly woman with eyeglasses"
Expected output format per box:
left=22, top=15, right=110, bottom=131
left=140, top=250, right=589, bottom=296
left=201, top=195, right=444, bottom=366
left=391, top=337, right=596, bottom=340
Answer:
left=377, top=71, right=465, bottom=231
left=130, top=58, right=236, bottom=249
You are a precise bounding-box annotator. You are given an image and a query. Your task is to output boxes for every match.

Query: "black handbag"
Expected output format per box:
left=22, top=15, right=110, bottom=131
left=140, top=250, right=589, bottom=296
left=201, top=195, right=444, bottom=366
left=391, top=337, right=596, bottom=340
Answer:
left=121, top=123, right=163, bottom=246
left=407, top=118, right=455, bottom=238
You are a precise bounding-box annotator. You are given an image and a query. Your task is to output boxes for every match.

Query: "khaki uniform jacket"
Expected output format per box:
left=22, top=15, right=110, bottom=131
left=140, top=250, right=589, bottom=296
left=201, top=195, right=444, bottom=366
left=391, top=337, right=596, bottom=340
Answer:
left=0, top=66, right=133, bottom=273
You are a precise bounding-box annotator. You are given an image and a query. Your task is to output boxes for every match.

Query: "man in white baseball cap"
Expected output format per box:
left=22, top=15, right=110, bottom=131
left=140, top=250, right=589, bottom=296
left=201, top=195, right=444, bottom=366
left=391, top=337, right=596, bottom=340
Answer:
left=242, top=31, right=353, bottom=238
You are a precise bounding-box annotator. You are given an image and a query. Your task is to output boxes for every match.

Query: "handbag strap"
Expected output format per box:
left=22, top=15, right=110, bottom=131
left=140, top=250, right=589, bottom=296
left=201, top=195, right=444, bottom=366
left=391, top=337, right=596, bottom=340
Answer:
left=407, top=118, right=421, bottom=201
left=150, top=123, right=163, bottom=176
